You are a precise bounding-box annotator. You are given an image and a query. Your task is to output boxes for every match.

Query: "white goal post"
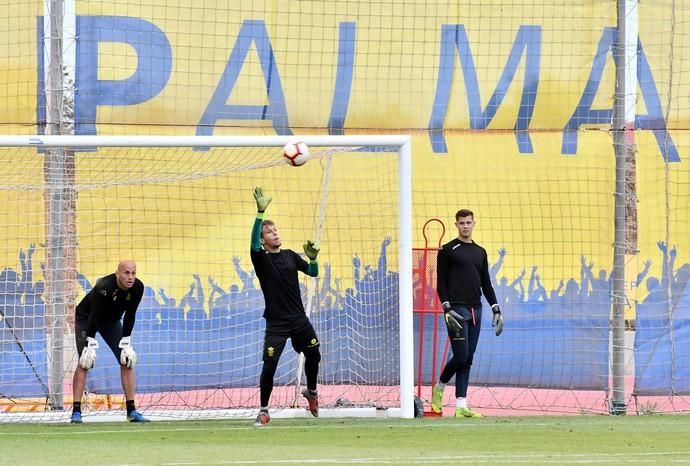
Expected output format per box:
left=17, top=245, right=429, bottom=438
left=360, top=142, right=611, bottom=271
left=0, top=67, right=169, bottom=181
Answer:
left=0, top=135, right=413, bottom=422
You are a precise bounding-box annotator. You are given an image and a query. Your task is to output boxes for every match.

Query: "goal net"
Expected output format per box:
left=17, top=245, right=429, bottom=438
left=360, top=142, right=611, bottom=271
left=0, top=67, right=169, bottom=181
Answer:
left=0, top=135, right=413, bottom=422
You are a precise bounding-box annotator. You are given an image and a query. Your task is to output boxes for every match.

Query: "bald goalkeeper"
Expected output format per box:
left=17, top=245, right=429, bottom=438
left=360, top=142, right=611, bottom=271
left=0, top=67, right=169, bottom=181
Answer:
left=70, top=260, right=149, bottom=423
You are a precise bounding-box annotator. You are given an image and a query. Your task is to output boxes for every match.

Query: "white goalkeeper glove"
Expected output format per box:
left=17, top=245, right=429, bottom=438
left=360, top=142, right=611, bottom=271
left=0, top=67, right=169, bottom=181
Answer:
left=79, top=337, right=99, bottom=370
left=118, top=336, right=137, bottom=369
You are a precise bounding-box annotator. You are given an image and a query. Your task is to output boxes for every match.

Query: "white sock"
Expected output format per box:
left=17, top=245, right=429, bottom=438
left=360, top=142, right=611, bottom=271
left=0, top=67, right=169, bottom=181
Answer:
left=435, top=382, right=446, bottom=391
left=456, top=397, right=467, bottom=408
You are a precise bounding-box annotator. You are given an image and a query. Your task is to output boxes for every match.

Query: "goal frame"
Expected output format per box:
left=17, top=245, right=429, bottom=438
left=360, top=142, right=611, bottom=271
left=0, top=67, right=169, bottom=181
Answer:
left=0, top=134, right=414, bottom=421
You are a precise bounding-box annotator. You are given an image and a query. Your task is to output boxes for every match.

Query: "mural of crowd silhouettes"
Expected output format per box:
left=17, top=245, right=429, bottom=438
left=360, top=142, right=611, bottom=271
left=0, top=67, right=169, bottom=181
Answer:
left=1, top=238, right=688, bottom=397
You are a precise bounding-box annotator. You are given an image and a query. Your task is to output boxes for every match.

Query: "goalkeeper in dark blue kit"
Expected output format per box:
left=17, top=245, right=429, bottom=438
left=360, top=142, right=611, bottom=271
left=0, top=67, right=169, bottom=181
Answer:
left=250, top=187, right=321, bottom=427
left=432, top=209, right=504, bottom=417
left=70, top=260, right=149, bottom=423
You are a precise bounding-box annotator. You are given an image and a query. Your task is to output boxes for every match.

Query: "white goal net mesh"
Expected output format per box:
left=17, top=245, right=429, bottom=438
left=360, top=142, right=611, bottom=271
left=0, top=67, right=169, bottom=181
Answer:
left=0, top=140, right=407, bottom=421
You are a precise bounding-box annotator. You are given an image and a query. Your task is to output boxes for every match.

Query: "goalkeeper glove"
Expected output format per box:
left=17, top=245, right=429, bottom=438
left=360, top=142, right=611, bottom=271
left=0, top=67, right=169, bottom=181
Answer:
left=442, top=301, right=463, bottom=334
left=79, top=337, right=98, bottom=370
left=303, top=240, right=320, bottom=261
left=253, top=186, right=272, bottom=213
left=492, top=305, right=504, bottom=336
left=118, top=336, right=137, bottom=369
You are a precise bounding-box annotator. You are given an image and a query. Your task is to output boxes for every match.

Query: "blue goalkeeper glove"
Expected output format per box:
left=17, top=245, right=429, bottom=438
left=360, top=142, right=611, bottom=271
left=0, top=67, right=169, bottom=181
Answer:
left=492, top=305, right=504, bottom=336
left=442, top=301, right=463, bottom=334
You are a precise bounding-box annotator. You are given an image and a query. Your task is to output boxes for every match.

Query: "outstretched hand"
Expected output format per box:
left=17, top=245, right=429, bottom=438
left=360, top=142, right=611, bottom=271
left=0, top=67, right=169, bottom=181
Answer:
left=303, top=240, right=320, bottom=260
left=253, top=186, right=272, bottom=212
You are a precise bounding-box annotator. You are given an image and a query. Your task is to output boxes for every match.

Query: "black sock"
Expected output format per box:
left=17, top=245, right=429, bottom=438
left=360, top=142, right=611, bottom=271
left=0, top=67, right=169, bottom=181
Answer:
left=73, top=402, right=81, bottom=414
left=126, top=400, right=136, bottom=414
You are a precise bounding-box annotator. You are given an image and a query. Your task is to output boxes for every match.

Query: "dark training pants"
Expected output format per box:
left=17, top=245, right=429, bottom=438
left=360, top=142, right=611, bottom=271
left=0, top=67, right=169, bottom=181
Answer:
left=439, top=305, right=482, bottom=398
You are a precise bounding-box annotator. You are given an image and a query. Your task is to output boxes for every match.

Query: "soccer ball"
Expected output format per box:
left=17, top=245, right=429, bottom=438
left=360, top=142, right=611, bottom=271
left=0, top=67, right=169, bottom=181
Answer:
left=282, top=141, right=310, bottom=166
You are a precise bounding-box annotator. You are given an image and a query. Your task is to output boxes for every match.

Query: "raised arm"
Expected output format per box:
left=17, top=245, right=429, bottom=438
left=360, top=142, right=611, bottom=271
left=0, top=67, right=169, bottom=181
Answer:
left=303, top=240, right=319, bottom=278
left=635, top=260, right=652, bottom=288
left=207, top=276, right=224, bottom=310
left=377, top=236, right=391, bottom=279
left=352, top=255, right=361, bottom=281
left=658, top=241, right=670, bottom=288
left=580, top=255, right=594, bottom=296
left=510, top=269, right=526, bottom=302
left=669, top=246, right=678, bottom=285
left=207, top=276, right=225, bottom=295
left=192, top=274, right=205, bottom=309
left=490, top=247, right=507, bottom=280
left=532, top=274, right=547, bottom=302
left=158, top=288, right=177, bottom=308
left=19, top=243, right=36, bottom=295
left=528, top=266, right=538, bottom=296
left=251, top=187, right=272, bottom=251
left=232, top=255, right=256, bottom=290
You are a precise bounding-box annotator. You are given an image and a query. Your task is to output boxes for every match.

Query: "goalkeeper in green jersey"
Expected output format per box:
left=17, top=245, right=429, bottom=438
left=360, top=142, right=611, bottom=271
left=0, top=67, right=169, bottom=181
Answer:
left=70, top=260, right=149, bottom=423
left=250, top=187, right=321, bottom=427
left=432, top=209, right=504, bottom=418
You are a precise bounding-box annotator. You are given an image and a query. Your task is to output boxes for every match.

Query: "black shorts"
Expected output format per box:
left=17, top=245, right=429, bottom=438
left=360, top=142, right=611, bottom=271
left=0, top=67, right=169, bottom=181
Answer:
left=74, top=316, right=123, bottom=361
left=262, top=321, right=319, bottom=361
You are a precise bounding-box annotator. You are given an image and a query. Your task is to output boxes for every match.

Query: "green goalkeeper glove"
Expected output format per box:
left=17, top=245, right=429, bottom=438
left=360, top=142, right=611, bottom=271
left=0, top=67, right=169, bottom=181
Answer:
left=253, top=186, right=272, bottom=213
left=492, top=305, right=504, bottom=336
left=442, top=301, right=463, bottom=334
left=303, top=240, right=320, bottom=260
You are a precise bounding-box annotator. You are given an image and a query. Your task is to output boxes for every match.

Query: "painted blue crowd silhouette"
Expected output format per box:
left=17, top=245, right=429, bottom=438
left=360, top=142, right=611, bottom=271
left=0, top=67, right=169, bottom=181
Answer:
left=0, top=244, right=45, bottom=332
left=2, top=239, right=689, bottom=398
left=415, top=241, right=689, bottom=394
left=413, top=245, right=656, bottom=311
left=0, top=239, right=399, bottom=397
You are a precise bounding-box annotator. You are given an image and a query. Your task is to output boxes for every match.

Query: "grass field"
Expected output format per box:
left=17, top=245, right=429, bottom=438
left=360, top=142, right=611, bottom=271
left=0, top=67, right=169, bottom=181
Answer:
left=1, top=415, right=688, bottom=465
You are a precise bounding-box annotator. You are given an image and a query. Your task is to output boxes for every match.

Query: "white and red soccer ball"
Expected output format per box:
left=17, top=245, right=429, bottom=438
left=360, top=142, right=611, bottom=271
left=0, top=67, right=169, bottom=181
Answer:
left=282, top=141, right=310, bottom=167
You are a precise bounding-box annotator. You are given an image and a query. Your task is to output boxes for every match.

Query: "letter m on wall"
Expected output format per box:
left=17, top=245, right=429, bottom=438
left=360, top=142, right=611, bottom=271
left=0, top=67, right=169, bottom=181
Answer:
left=428, top=25, right=541, bottom=154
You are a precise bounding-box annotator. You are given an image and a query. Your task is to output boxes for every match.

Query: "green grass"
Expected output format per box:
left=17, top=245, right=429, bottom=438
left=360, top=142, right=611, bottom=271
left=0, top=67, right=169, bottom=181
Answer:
left=1, top=415, right=688, bottom=465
